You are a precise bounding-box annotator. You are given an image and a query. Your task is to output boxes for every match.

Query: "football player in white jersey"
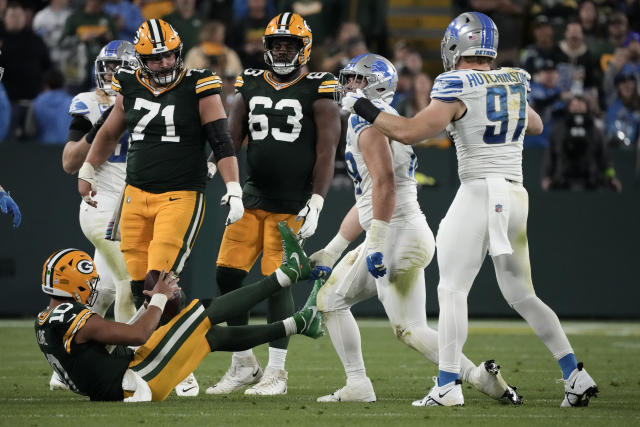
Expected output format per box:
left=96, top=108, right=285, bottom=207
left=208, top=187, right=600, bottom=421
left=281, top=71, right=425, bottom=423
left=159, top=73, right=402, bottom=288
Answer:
left=341, top=13, right=598, bottom=408
left=312, top=53, right=521, bottom=405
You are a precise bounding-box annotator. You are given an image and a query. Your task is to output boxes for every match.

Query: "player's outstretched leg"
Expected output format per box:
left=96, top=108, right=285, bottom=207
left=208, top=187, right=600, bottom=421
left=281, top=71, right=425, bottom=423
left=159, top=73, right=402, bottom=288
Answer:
left=561, top=362, right=598, bottom=407
left=412, top=377, right=464, bottom=407
left=206, top=224, right=310, bottom=395
left=466, top=360, right=522, bottom=405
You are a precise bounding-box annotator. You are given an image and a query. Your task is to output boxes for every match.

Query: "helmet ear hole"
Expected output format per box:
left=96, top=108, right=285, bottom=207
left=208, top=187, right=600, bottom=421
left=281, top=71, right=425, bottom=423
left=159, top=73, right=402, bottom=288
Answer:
left=449, top=44, right=457, bottom=51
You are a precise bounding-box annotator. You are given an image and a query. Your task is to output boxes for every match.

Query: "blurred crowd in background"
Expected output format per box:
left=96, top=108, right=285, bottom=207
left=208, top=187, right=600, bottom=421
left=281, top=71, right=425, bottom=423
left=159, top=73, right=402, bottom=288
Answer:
left=0, top=0, right=638, bottom=192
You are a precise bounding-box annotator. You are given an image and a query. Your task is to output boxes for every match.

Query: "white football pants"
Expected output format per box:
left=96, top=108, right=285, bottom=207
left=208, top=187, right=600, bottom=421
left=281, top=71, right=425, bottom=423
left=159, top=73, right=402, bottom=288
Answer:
left=317, top=214, right=486, bottom=383
left=436, top=179, right=574, bottom=374
left=79, top=196, right=135, bottom=322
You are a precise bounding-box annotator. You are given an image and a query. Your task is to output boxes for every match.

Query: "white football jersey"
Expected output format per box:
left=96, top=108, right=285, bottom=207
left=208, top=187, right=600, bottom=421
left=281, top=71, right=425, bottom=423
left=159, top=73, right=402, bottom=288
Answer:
left=69, top=91, right=127, bottom=197
left=431, top=67, right=531, bottom=183
left=345, top=100, right=423, bottom=230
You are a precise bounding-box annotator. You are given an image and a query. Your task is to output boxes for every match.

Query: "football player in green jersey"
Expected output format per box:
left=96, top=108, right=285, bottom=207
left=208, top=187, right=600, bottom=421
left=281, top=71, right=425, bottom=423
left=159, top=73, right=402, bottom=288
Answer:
left=77, top=18, right=243, bottom=308
left=35, top=224, right=323, bottom=402
left=206, top=12, right=341, bottom=396
left=77, top=19, right=244, bottom=396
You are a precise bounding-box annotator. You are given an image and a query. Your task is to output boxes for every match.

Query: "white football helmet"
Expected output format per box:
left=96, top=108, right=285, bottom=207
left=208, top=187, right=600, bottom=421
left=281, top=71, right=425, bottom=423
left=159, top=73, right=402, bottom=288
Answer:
left=95, top=40, right=137, bottom=94
left=338, top=53, right=398, bottom=104
left=441, top=12, right=499, bottom=71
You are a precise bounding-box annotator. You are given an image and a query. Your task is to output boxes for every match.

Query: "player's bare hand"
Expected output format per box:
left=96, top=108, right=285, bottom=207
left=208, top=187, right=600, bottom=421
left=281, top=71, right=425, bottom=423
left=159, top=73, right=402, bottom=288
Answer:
left=143, top=270, right=181, bottom=300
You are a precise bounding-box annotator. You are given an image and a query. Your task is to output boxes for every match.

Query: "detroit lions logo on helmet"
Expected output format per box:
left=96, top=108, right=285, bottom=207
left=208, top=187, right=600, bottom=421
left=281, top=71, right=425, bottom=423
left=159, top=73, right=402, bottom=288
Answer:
left=371, top=60, right=393, bottom=88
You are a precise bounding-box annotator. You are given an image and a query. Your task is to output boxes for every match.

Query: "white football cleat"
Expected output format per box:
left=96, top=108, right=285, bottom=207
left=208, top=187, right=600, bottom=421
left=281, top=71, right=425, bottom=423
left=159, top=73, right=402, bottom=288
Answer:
left=175, top=372, right=199, bottom=397
left=412, top=377, right=464, bottom=407
left=205, top=354, right=263, bottom=395
left=469, top=360, right=523, bottom=404
left=244, top=366, right=288, bottom=395
left=317, top=377, right=376, bottom=402
left=49, top=371, right=68, bottom=391
left=561, top=362, right=598, bottom=407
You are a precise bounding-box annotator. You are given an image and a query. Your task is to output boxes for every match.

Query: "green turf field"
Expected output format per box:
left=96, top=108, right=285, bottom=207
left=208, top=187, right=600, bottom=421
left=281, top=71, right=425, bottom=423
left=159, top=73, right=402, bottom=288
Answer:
left=1, top=318, right=639, bottom=426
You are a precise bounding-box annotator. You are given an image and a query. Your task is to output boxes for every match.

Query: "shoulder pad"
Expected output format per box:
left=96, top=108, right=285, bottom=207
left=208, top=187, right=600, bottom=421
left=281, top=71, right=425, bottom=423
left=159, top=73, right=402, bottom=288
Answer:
left=69, top=92, right=95, bottom=116
left=431, top=71, right=466, bottom=102
left=350, top=114, right=371, bottom=135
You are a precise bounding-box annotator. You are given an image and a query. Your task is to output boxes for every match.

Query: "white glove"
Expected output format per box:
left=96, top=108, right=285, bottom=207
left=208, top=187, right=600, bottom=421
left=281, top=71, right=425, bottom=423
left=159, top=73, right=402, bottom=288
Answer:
left=220, top=181, right=243, bottom=225
left=296, top=193, right=324, bottom=239
left=309, top=232, right=350, bottom=269
left=340, top=88, right=365, bottom=114
left=207, top=161, right=218, bottom=180
left=78, top=162, right=98, bottom=207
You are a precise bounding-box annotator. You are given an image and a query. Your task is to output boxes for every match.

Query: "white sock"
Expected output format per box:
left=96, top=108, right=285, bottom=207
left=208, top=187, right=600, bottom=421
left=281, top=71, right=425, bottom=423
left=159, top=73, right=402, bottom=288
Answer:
left=282, top=317, right=297, bottom=336
left=325, top=309, right=367, bottom=381
left=274, top=268, right=291, bottom=287
left=267, top=347, right=287, bottom=370
left=233, top=350, right=254, bottom=360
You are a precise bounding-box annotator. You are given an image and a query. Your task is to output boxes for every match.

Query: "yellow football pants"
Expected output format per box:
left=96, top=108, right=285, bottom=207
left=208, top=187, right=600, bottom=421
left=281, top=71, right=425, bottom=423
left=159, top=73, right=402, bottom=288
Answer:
left=216, top=208, right=302, bottom=275
left=129, top=300, right=211, bottom=401
left=120, top=185, right=206, bottom=281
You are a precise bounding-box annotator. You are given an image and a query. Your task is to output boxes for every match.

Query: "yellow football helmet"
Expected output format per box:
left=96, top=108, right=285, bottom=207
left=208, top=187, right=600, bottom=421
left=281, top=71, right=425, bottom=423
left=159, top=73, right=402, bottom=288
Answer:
left=263, top=12, right=312, bottom=75
left=41, top=249, right=99, bottom=306
left=133, top=19, right=183, bottom=85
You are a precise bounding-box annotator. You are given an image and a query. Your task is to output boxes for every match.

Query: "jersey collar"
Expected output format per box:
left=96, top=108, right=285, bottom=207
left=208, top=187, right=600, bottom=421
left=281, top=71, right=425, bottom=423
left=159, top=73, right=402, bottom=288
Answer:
left=135, top=68, right=187, bottom=97
left=263, top=70, right=307, bottom=90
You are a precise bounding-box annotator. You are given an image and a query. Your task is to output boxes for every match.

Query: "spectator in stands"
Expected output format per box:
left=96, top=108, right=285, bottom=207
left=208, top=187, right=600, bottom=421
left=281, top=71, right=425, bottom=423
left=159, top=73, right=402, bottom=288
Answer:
left=470, top=0, right=524, bottom=65
left=60, top=0, right=118, bottom=90
left=603, top=32, right=640, bottom=106
left=137, top=0, right=175, bottom=19
left=24, top=69, right=73, bottom=145
left=184, top=20, right=242, bottom=77
left=0, top=2, right=51, bottom=140
left=227, top=0, right=270, bottom=69
left=162, top=0, right=202, bottom=54
left=105, top=0, right=144, bottom=42
left=394, top=69, right=432, bottom=119
left=555, top=20, right=600, bottom=113
left=605, top=72, right=640, bottom=151
left=321, top=22, right=362, bottom=75
left=543, top=95, right=622, bottom=192
left=525, top=57, right=565, bottom=148
left=520, top=15, right=560, bottom=75
left=32, top=0, right=72, bottom=70
left=577, top=0, right=606, bottom=48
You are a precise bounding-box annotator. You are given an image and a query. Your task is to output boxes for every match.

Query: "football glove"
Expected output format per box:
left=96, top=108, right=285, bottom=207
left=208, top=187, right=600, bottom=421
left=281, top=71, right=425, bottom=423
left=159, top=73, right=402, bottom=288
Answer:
left=220, top=181, right=243, bottom=225
left=0, top=190, right=21, bottom=228
left=309, top=232, right=350, bottom=280
left=340, top=88, right=365, bottom=114
left=296, top=194, right=324, bottom=239
left=78, top=162, right=98, bottom=207
left=365, top=219, right=390, bottom=279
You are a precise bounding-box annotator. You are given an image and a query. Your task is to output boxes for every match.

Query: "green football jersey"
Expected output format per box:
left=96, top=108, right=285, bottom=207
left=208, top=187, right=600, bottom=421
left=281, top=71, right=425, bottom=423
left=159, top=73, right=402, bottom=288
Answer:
left=35, top=302, right=133, bottom=401
left=112, top=67, right=223, bottom=193
left=235, top=69, right=339, bottom=213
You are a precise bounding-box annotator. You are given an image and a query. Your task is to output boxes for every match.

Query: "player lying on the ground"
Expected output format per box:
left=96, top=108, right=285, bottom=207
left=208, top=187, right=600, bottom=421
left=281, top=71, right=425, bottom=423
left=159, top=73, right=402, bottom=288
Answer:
left=311, top=53, right=520, bottom=405
left=35, top=223, right=322, bottom=402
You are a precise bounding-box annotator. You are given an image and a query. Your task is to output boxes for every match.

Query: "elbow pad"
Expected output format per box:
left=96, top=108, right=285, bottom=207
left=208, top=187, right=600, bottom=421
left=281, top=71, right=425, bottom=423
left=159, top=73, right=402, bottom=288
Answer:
left=203, top=119, right=235, bottom=161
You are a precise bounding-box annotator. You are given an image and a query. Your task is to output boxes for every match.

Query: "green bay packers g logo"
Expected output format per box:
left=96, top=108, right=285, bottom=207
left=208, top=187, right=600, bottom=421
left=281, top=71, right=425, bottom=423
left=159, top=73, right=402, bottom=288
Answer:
left=77, top=260, right=94, bottom=274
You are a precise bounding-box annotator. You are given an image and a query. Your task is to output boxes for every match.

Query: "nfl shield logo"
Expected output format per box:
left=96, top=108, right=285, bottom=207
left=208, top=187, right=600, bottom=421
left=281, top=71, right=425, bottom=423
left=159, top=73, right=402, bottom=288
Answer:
left=495, top=204, right=503, bottom=213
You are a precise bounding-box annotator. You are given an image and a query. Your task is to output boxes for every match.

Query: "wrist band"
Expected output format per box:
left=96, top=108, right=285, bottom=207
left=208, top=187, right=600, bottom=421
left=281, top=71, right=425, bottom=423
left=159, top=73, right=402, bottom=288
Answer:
left=353, top=98, right=382, bottom=123
left=149, top=294, right=168, bottom=311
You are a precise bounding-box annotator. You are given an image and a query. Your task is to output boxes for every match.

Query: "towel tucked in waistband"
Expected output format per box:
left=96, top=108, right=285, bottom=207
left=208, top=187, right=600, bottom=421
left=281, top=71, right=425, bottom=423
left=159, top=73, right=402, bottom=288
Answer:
left=486, top=177, right=513, bottom=256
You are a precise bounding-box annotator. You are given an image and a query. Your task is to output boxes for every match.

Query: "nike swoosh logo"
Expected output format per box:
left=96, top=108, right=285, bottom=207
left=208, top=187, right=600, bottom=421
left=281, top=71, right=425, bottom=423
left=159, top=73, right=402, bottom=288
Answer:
left=181, top=386, right=197, bottom=393
left=439, top=388, right=453, bottom=399
left=289, top=252, right=300, bottom=281
left=169, top=197, right=181, bottom=201
left=570, top=378, right=577, bottom=389
left=252, top=368, right=260, bottom=377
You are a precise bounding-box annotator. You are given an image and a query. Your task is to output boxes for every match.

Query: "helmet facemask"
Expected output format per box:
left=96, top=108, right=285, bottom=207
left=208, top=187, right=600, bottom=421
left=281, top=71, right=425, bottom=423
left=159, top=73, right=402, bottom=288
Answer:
left=137, top=47, right=184, bottom=86
left=264, top=35, right=304, bottom=76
